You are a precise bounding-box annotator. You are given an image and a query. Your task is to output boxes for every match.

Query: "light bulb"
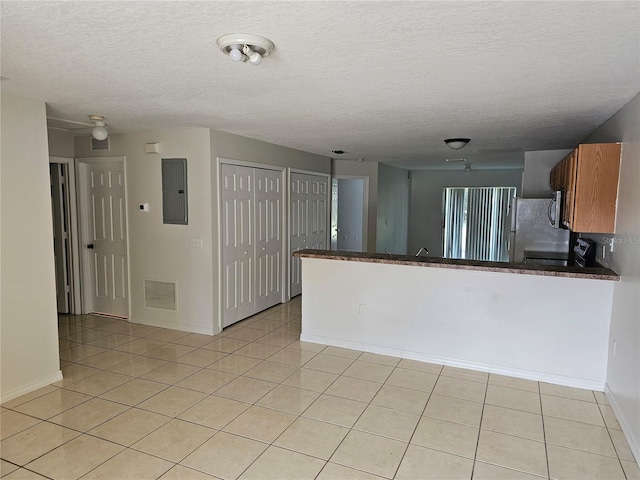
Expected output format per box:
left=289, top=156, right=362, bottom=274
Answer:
left=92, top=125, right=108, bottom=141
left=248, top=51, right=262, bottom=65
left=229, top=48, right=243, bottom=62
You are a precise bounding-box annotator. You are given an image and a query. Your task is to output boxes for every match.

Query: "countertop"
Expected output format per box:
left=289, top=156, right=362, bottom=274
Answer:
left=293, top=249, right=619, bottom=281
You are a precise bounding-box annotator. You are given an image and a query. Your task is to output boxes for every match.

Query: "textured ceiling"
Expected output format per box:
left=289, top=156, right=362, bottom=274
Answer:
left=1, top=1, right=639, bottom=170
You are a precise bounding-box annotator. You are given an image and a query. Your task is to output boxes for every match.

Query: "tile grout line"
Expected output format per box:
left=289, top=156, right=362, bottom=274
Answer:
left=539, top=379, right=552, bottom=479
left=389, top=363, right=442, bottom=479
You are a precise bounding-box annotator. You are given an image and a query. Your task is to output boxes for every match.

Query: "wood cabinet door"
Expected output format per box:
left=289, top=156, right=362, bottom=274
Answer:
left=562, top=150, right=578, bottom=229
left=572, top=143, right=621, bottom=233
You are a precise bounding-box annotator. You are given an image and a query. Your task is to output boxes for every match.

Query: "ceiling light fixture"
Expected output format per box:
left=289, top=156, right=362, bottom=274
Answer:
left=444, top=138, right=470, bottom=150
left=89, top=115, right=108, bottom=140
left=445, top=158, right=466, bottom=163
left=464, top=164, right=472, bottom=174
left=217, top=33, right=274, bottom=66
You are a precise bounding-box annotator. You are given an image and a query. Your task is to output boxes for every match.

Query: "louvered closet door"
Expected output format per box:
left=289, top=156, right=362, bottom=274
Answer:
left=255, top=168, right=283, bottom=312
left=290, top=173, right=329, bottom=297
left=221, top=164, right=255, bottom=327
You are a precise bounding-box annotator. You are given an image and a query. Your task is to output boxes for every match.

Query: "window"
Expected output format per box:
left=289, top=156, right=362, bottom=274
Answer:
left=442, top=187, right=516, bottom=262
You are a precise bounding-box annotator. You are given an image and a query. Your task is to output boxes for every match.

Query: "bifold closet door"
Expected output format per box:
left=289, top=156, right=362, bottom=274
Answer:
left=222, top=164, right=283, bottom=328
left=221, top=164, right=255, bottom=327
left=309, top=176, right=329, bottom=249
left=255, top=168, right=282, bottom=312
left=290, top=172, right=329, bottom=297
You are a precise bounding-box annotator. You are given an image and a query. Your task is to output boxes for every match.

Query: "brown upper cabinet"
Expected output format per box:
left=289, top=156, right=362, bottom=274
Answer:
left=550, top=143, right=621, bottom=233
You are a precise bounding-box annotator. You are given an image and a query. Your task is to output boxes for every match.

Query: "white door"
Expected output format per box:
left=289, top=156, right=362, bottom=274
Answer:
left=80, top=160, right=128, bottom=317
left=255, top=168, right=282, bottom=312
left=310, top=176, right=329, bottom=249
left=290, top=172, right=329, bottom=297
left=221, top=164, right=255, bottom=327
left=290, top=173, right=309, bottom=297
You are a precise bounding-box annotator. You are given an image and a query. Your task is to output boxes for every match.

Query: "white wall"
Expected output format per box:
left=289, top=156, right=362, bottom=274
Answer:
left=301, top=257, right=614, bottom=390
left=408, top=169, right=523, bottom=257
left=331, top=160, right=379, bottom=252
left=522, top=149, right=572, bottom=198
left=583, top=93, right=640, bottom=462
left=75, top=129, right=215, bottom=334
left=377, top=163, right=410, bottom=255
left=210, top=130, right=331, bottom=174
left=47, top=128, right=75, bottom=158
left=1, top=93, right=62, bottom=402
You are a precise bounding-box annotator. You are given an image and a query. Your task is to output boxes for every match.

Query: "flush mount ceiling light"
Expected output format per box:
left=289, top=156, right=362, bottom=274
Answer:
left=444, top=138, right=470, bottom=150
left=217, top=33, right=274, bottom=65
left=89, top=115, right=108, bottom=140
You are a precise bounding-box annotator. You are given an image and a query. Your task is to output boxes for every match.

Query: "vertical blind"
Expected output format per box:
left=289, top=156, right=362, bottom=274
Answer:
left=442, top=187, right=516, bottom=262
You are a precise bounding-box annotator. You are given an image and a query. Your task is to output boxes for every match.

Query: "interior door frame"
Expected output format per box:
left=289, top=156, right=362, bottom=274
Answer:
left=76, top=156, right=131, bottom=316
left=216, top=157, right=288, bottom=330
left=49, top=156, right=82, bottom=314
left=331, top=175, right=369, bottom=252
left=288, top=169, right=331, bottom=298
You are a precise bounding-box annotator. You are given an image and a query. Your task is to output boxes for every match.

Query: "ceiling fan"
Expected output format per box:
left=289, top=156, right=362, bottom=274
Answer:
left=47, top=115, right=108, bottom=140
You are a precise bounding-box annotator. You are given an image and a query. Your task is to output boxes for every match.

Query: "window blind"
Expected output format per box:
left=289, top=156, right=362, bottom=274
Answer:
left=442, top=187, right=516, bottom=262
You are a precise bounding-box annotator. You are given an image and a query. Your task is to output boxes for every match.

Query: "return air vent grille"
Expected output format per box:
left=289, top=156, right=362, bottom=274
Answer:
left=144, top=280, right=176, bottom=310
left=91, top=136, right=110, bottom=151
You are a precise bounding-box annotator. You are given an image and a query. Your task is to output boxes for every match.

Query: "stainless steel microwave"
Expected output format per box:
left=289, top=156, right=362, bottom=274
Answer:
left=548, top=190, right=564, bottom=229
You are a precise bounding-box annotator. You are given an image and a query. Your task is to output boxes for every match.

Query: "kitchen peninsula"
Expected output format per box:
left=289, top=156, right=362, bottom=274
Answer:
left=294, top=249, right=619, bottom=390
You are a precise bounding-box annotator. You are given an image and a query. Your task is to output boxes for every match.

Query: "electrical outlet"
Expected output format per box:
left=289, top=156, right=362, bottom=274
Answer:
left=359, top=304, right=366, bottom=316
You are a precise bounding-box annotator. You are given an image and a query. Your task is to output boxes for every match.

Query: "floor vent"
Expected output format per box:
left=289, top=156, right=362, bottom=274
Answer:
left=144, top=280, right=176, bottom=310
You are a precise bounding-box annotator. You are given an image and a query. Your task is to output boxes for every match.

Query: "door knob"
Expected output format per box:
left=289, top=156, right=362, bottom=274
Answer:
left=87, top=244, right=94, bottom=249
left=243, top=250, right=248, bottom=255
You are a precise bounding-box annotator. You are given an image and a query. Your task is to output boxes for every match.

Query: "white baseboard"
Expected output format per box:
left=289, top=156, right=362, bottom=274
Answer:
left=1, top=370, right=63, bottom=404
left=605, top=383, right=640, bottom=466
left=130, top=316, right=217, bottom=335
left=300, top=333, right=605, bottom=391
left=129, top=316, right=218, bottom=336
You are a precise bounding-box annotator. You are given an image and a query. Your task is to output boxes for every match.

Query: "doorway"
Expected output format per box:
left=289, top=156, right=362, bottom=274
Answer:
left=331, top=177, right=368, bottom=252
left=49, top=158, right=82, bottom=314
left=76, top=157, right=129, bottom=318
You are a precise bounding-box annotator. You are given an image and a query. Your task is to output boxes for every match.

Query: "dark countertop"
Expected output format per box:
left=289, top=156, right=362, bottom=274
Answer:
left=523, top=250, right=570, bottom=261
left=293, top=249, right=620, bottom=281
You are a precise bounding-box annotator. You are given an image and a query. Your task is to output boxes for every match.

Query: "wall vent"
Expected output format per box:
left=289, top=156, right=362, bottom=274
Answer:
left=144, top=280, right=176, bottom=310
left=91, top=136, right=110, bottom=151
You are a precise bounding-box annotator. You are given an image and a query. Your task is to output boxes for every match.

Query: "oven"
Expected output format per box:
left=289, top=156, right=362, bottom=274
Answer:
left=573, top=238, right=597, bottom=267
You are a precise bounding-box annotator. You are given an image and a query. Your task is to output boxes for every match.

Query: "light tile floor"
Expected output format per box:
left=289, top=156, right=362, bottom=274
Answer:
left=1, top=297, right=639, bottom=479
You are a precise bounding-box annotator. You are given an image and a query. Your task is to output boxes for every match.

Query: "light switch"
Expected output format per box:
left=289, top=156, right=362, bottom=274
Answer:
left=139, top=203, right=150, bottom=212
left=190, top=237, right=203, bottom=248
